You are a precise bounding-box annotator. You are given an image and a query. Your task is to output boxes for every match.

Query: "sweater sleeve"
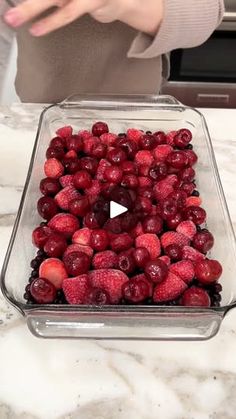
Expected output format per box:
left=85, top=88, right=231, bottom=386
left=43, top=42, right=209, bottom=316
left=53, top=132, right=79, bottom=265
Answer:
left=128, top=0, right=225, bottom=59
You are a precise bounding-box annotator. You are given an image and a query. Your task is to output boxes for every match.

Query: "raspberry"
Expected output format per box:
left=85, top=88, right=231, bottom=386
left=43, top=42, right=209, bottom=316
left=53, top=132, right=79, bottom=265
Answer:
left=161, top=232, right=190, bottom=249
left=176, top=221, right=197, bottom=240
left=135, top=150, right=154, bottom=167
left=100, top=133, right=117, bottom=146
left=92, top=251, right=118, bottom=269
left=127, top=128, right=143, bottom=142
left=153, top=144, right=173, bottom=162
left=170, top=260, right=195, bottom=284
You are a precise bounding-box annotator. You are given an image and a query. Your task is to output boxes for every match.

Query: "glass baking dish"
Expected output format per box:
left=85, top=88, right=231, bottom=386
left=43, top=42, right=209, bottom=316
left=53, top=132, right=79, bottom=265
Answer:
left=1, top=95, right=236, bottom=340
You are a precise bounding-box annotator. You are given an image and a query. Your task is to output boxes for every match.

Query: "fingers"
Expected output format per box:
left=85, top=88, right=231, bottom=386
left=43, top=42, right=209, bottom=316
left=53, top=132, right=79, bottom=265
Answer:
left=29, top=0, right=98, bottom=36
left=4, top=0, right=57, bottom=27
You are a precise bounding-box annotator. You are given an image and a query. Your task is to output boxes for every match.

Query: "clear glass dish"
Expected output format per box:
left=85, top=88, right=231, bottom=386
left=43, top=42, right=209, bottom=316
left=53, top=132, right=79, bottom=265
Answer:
left=1, top=95, right=236, bottom=340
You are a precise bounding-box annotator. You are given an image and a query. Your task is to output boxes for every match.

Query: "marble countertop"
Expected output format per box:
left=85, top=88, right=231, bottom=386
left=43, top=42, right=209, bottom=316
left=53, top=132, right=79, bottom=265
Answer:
left=0, top=104, right=236, bottom=419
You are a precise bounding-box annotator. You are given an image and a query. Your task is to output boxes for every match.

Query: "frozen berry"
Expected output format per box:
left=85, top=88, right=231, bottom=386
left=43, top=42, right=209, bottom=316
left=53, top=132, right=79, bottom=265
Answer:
left=153, top=131, right=167, bottom=145
left=165, top=244, right=182, bottom=261
left=62, top=157, right=80, bottom=174
left=118, top=138, right=138, bottom=159
left=179, top=167, right=195, bottom=183
left=183, top=206, right=206, bottom=225
left=121, top=161, right=138, bottom=175
left=122, top=278, right=150, bottom=303
left=92, top=122, right=109, bottom=137
left=63, top=251, right=90, bottom=276
left=139, top=134, right=157, bottom=150
left=118, top=250, right=136, bottom=274
left=149, top=163, right=168, bottom=181
left=121, top=174, right=138, bottom=189
left=145, top=259, right=168, bottom=284
left=90, top=229, right=109, bottom=251
left=195, top=259, right=222, bottom=284
left=192, top=230, right=214, bottom=253
left=46, top=146, right=65, bottom=160
left=160, top=198, right=178, bottom=220
left=32, top=226, right=52, bottom=248
left=30, top=278, right=56, bottom=304
left=133, top=247, right=150, bottom=268
left=104, top=166, right=123, bottom=184
left=37, top=196, right=58, bottom=221
left=44, top=233, right=67, bottom=258
left=167, top=151, right=189, bottom=169
left=91, top=143, right=107, bottom=158
left=142, top=215, right=163, bottom=234
left=86, top=288, right=111, bottom=305
left=69, top=196, right=90, bottom=217
left=66, top=135, right=83, bottom=152
left=166, top=213, right=183, bottom=230
left=73, top=170, right=92, bottom=189
left=181, top=286, right=210, bottom=307
left=40, top=178, right=61, bottom=197
left=174, top=129, right=192, bottom=148
left=50, top=136, right=66, bottom=149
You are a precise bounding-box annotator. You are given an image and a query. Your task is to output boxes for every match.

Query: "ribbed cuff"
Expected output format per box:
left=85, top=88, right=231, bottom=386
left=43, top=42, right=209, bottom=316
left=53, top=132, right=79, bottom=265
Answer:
left=128, top=0, right=224, bottom=59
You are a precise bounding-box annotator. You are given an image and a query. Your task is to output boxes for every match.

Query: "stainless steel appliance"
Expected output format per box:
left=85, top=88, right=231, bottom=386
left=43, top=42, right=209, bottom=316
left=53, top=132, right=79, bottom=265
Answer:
left=161, top=0, right=236, bottom=108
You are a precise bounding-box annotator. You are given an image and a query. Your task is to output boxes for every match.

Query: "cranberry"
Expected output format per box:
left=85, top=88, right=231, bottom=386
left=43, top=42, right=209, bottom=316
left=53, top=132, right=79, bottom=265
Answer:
left=149, top=163, right=168, bottom=181
left=104, top=166, right=123, bottom=184
left=135, top=196, right=152, bottom=217
left=63, top=251, right=90, bottom=276
left=63, top=157, right=80, bottom=174
left=160, top=198, right=178, bottom=220
left=40, top=178, right=61, bottom=196
left=118, top=250, right=136, bottom=274
left=138, top=188, right=153, bottom=200
left=90, top=229, right=109, bottom=251
left=121, top=174, right=138, bottom=189
left=142, top=215, right=163, bottom=234
left=66, top=135, right=83, bottom=152
left=180, top=182, right=195, bottom=196
left=30, top=277, right=57, bottom=304
left=195, top=259, right=222, bottom=284
left=122, top=278, right=150, bottom=303
left=69, top=196, right=90, bottom=217
left=90, top=143, right=107, bottom=158
left=169, top=190, right=187, bottom=209
left=153, top=131, right=167, bottom=145
left=46, top=146, right=65, bottom=160
left=80, top=157, right=98, bottom=175
left=139, top=134, right=157, bottom=150
left=179, top=167, right=195, bottom=182
left=174, top=129, right=192, bottom=149
left=183, top=206, right=206, bottom=225
left=192, top=230, right=214, bottom=253
left=107, top=148, right=127, bottom=164
left=166, top=213, right=183, bottom=229
left=121, top=161, right=138, bottom=175
left=133, top=247, right=150, bottom=268
left=32, top=226, right=52, bottom=248
left=44, top=233, right=67, bottom=257
left=181, top=286, right=210, bottom=307
left=37, top=196, right=58, bottom=220
left=165, top=244, right=182, bottom=261
left=73, top=170, right=92, bottom=189
left=86, top=288, right=111, bottom=305
left=117, top=138, right=138, bottom=158
left=84, top=211, right=106, bottom=229
left=167, top=151, right=189, bottom=169
left=92, top=121, right=109, bottom=137
left=145, top=259, right=168, bottom=283
left=50, top=136, right=66, bottom=149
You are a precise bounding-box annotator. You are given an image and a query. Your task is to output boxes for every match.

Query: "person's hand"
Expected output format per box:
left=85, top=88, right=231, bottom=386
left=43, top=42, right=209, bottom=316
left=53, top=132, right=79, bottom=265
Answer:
left=4, top=0, right=163, bottom=37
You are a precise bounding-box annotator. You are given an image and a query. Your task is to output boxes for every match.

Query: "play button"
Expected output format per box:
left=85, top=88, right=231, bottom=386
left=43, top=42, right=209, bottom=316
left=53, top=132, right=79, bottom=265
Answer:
left=110, top=201, right=128, bottom=219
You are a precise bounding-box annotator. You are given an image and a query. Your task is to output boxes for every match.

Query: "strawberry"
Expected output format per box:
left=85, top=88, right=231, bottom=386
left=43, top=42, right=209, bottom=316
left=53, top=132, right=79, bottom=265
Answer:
left=186, top=196, right=202, bottom=207
left=83, top=136, right=99, bottom=155
left=166, top=131, right=177, bottom=146
left=39, top=258, right=68, bottom=289
left=78, top=130, right=91, bottom=140
left=59, top=175, right=74, bottom=188
left=65, top=150, right=77, bottom=159
left=153, top=180, right=174, bottom=201
left=161, top=231, right=190, bottom=249
left=170, top=260, right=195, bottom=284
left=56, top=125, right=73, bottom=138
left=48, top=213, right=79, bottom=237
left=135, top=150, right=154, bottom=167
left=96, top=159, right=111, bottom=181
left=88, top=269, right=129, bottom=303
left=182, top=245, right=205, bottom=263
left=44, top=158, right=64, bottom=179
left=63, top=275, right=91, bottom=304
left=92, top=250, right=118, bottom=269
left=153, top=272, right=187, bottom=302
left=135, top=233, right=161, bottom=259
left=85, top=180, right=101, bottom=197
left=130, top=273, right=153, bottom=297
left=63, top=243, right=93, bottom=258
left=176, top=221, right=197, bottom=240
left=153, top=144, right=173, bottom=162
left=72, top=228, right=92, bottom=246
left=127, top=128, right=143, bottom=142
left=138, top=177, right=152, bottom=188
left=158, top=255, right=171, bottom=266
left=100, top=133, right=117, bottom=146
left=55, top=186, right=80, bottom=210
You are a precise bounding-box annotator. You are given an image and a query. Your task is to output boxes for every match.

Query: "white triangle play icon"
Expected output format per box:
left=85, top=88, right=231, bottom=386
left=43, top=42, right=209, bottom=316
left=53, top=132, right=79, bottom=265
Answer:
left=110, top=201, right=127, bottom=219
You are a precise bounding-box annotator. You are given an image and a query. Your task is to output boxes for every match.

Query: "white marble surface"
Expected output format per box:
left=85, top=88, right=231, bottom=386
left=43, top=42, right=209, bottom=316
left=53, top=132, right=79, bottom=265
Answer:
left=0, top=104, right=236, bottom=419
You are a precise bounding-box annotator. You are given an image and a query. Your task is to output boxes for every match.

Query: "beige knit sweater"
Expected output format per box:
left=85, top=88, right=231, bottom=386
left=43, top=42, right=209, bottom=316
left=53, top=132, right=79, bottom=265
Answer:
left=15, top=0, right=224, bottom=103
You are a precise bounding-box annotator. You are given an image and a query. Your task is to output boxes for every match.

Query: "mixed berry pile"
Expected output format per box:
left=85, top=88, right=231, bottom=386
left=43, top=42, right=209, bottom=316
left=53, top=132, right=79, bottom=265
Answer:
left=24, top=122, right=223, bottom=307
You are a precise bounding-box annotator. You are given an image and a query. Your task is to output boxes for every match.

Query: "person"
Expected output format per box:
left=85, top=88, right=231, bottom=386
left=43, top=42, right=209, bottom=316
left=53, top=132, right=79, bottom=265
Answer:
left=4, top=0, right=224, bottom=103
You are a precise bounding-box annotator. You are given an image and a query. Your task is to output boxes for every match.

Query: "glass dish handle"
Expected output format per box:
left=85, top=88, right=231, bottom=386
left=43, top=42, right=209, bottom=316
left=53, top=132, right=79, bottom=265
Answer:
left=60, top=94, right=183, bottom=107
